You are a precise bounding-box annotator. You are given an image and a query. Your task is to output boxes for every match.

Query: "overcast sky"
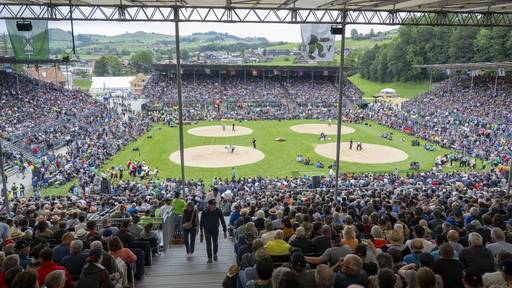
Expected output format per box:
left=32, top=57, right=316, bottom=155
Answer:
left=1, top=20, right=397, bottom=42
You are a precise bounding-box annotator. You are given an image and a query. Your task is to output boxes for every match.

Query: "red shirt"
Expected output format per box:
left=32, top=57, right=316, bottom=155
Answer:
left=36, top=261, right=74, bottom=288
left=0, top=271, right=6, bottom=288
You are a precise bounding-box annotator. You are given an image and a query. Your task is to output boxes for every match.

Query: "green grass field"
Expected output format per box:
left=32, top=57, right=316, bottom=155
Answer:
left=349, top=74, right=431, bottom=99
left=43, top=119, right=477, bottom=196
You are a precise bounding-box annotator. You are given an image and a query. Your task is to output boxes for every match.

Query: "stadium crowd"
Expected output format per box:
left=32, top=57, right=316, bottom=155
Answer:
left=367, top=76, right=512, bottom=165
left=142, top=73, right=363, bottom=120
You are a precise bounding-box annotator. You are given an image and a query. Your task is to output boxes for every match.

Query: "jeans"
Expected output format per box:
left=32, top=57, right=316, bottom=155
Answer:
left=184, top=228, right=197, bottom=254
left=205, top=229, right=219, bottom=260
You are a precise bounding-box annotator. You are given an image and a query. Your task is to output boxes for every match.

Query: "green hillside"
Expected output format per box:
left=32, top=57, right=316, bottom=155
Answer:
left=349, top=74, right=431, bottom=99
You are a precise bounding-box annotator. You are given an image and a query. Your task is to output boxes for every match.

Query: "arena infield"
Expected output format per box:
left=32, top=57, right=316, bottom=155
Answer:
left=314, top=142, right=409, bottom=164
left=188, top=125, right=253, bottom=137
left=290, top=124, right=355, bottom=135
left=46, top=119, right=474, bottom=196
left=169, top=145, right=265, bottom=168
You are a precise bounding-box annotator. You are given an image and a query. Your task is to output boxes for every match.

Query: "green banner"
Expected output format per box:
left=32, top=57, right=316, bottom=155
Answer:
left=6, top=20, right=49, bottom=60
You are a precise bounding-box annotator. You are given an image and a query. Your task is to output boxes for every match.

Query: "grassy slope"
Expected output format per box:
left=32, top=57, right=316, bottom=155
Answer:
left=43, top=119, right=478, bottom=196
left=268, top=39, right=390, bottom=51
left=73, top=78, right=92, bottom=90
left=349, top=74, right=431, bottom=99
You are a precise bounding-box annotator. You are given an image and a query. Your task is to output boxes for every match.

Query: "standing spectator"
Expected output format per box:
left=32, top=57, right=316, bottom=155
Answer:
left=183, top=201, right=199, bottom=256
left=200, top=199, right=227, bottom=263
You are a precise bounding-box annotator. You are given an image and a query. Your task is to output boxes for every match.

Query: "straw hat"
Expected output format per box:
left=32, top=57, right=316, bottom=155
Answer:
left=76, top=229, right=88, bottom=238
left=269, top=208, right=277, bottom=216
left=388, top=229, right=404, bottom=245
left=11, top=229, right=23, bottom=240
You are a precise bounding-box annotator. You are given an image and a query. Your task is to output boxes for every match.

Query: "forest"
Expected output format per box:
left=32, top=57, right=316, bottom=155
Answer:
left=357, top=26, right=512, bottom=82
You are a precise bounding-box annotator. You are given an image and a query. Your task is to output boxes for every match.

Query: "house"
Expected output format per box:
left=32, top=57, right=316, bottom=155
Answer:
left=129, top=73, right=148, bottom=96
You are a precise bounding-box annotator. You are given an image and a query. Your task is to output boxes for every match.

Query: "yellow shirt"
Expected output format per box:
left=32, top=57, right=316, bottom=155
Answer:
left=265, top=239, right=291, bottom=256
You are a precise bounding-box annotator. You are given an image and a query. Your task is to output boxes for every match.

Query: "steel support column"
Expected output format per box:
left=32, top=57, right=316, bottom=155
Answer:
left=0, top=139, right=9, bottom=213
left=334, top=15, right=347, bottom=195
left=174, top=9, right=186, bottom=196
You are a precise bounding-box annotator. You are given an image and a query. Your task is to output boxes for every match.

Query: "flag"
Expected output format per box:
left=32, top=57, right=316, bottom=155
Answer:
left=296, top=69, right=303, bottom=77
left=205, top=68, right=210, bottom=74
left=301, top=24, right=335, bottom=62
left=6, top=20, right=49, bottom=60
left=252, top=69, right=258, bottom=76
left=498, top=68, right=506, bottom=77
left=323, top=70, right=329, bottom=76
left=445, top=69, right=451, bottom=76
left=273, top=69, right=280, bottom=75
left=468, top=70, right=476, bottom=77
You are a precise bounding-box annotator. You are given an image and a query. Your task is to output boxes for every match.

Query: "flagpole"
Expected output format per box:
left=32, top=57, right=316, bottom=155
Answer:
left=334, top=14, right=347, bottom=195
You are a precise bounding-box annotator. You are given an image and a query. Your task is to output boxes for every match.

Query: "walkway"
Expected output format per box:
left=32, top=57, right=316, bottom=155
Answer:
left=138, top=233, right=235, bottom=288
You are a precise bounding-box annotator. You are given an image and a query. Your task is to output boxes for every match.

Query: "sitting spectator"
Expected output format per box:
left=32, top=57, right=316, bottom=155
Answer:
left=11, top=270, right=38, bottom=288
left=265, top=230, right=290, bottom=256
left=332, top=254, right=368, bottom=288
left=53, top=232, right=74, bottom=264
left=482, top=255, right=512, bottom=288
left=108, top=236, right=137, bottom=264
left=486, top=228, right=512, bottom=261
left=61, top=240, right=87, bottom=281
left=403, top=239, right=425, bottom=265
left=313, top=225, right=332, bottom=255
left=35, top=248, right=74, bottom=288
left=459, top=233, right=495, bottom=273
left=433, top=243, right=465, bottom=288
left=290, top=227, right=316, bottom=255
left=245, top=257, right=273, bottom=288
left=44, top=270, right=66, bottom=288
left=75, top=248, right=115, bottom=288
left=462, top=268, right=483, bottom=288
left=139, top=223, right=160, bottom=256
left=315, top=264, right=335, bottom=288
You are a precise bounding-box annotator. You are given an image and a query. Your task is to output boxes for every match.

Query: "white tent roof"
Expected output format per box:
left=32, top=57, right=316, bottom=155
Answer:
left=380, top=88, right=397, bottom=94
left=90, top=76, right=134, bottom=90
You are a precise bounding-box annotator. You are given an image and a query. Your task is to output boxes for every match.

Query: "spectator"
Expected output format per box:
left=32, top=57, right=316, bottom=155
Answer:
left=459, top=233, right=495, bottom=273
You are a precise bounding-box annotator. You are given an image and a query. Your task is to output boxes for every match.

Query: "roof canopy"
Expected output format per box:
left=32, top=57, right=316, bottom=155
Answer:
left=414, top=62, right=512, bottom=71
left=1, top=1, right=512, bottom=26
left=2, top=1, right=512, bottom=13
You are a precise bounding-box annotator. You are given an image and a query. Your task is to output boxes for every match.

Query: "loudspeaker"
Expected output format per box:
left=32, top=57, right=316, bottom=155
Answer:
left=330, top=26, right=344, bottom=35
left=312, top=176, right=321, bottom=188
left=16, top=21, right=32, bottom=32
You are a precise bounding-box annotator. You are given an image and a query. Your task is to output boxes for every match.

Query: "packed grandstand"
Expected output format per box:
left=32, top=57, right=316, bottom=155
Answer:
left=0, top=66, right=512, bottom=288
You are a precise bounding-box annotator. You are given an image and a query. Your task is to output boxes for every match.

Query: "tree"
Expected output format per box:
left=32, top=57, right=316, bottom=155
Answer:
left=474, top=29, right=494, bottom=62
left=130, top=50, right=154, bottom=74
left=94, top=55, right=123, bottom=76
left=181, top=48, right=191, bottom=61
left=448, top=27, right=479, bottom=63
left=350, top=29, right=359, bottom=40
left=368, top=28, right=376, bottom=38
